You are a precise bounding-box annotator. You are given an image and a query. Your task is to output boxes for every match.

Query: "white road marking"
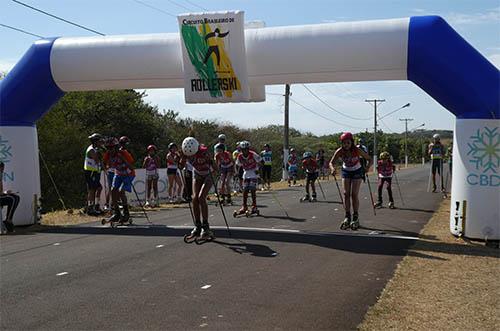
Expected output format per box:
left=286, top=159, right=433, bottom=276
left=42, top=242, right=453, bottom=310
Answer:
left=200, top=323, right=208, bottom=327
left=164, top=226, right=419, bottom=240
left=56, top=272, right=68, bottom=276
left=53, top=243, right=60, bottom=246
left=334, top=208, right=339, bottom=211
left=218, top=315, right=223, bottom=318
left=311, top=216, right=317, bottom=219
left=156, top=244, right=164, bottom=248
left=201, top=285, right=212, bottom=290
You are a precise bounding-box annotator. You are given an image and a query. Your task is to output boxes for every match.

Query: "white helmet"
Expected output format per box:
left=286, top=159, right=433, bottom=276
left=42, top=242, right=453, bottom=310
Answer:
left=433, top=133, right=440, bottom=140
left=218, top=134, right=226, bottom=140
left=182, top=137, right=199, bottom=156
left=239, top=140, right=250, bottom=149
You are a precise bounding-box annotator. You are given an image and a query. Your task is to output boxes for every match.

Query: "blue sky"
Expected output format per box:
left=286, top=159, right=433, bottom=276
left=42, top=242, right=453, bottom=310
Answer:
left=1, top=0, right=499, bottom=135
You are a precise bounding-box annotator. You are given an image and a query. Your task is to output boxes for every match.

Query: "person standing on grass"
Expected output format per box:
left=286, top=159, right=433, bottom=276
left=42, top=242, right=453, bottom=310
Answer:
left=84, top=133, right=104, bottom=216
left=260, top=143, right=273, bottom=190
left=0, top=162, right=20, bottom=233
left=143, top=144, right=160, bottom=207
left=166, top=143, right=182, bottom=203
left=428, top=134, right=445, bottom=192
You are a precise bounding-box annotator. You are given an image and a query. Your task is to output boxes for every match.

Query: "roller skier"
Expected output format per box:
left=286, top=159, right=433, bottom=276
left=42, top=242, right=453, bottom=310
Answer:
left=233, top=141, right=262, bottom=217
left=214, top=142, right=234, bottom=205
left=300, top=151, right=319, bottom=202
left=181, top=137, right=216, bottom=243
left=101, top=138, right=135, bottom=226
left=330, top=132, right=372, bottom=230
left=374, top=152, right=396, bottom=209
left=287, top=148, right=299, bottom=186
left=428, top=134, right=445, bottom=192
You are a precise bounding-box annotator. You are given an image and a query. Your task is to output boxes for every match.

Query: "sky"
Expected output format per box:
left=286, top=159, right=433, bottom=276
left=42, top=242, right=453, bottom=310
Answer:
left=1, top=0, right=499, bottom=135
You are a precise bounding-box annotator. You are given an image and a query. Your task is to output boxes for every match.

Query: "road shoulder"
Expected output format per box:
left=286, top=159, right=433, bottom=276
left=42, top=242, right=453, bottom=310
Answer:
left=359, top=198, right=499, bottom=331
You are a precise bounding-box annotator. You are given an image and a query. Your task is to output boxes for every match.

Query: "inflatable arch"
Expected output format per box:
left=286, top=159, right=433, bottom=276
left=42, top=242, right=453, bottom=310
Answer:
left=1, top=16, right=498, bottom=239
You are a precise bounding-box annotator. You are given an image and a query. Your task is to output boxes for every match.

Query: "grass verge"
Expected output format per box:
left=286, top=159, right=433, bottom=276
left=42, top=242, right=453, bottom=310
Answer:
left=359, top=198, right=499, bottom=331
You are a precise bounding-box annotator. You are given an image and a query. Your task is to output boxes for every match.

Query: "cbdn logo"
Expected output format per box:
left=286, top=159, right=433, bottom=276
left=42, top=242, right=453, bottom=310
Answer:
left=466, top=127, right=499, bottom=187
left=0, top=135, right=15, bottom=182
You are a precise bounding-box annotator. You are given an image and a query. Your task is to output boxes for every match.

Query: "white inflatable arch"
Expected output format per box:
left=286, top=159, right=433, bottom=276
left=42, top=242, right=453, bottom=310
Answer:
left=1, top=16, right=498, bottom=239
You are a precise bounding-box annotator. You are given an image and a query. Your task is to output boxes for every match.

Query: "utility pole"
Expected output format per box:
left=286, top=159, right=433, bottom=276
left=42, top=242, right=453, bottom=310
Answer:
left=365, top=99, right=385, bottom=169
left=399, top=118, right=414, bottom=168
left=282, top=84, right=291, bottom=181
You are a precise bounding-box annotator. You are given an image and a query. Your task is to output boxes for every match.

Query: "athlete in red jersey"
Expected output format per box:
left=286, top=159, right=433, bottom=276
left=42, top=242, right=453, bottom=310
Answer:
left=301, top=152, right=319, bottom=202
left=214, top=143, right=234, bottom=205
left=375, top=152, right=395, bottom=209
left=181, top=137, right=217, bottom=239
left=330, top=132, right=372, bottom=230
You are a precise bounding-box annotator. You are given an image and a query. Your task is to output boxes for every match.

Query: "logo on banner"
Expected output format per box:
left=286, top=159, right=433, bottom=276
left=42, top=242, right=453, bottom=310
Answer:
left=178, top=11, right=250, bottom=103
left=466, top=126, right=499, bottom=187
left=181, top=23, right=240, bottom=97
left=0, top=135, right=12, bottom=163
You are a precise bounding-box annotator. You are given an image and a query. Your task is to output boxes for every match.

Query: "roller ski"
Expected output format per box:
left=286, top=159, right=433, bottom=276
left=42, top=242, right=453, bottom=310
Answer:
left=388, top=201, right=395, bottom=209
left=225, top=194, right=234, bottom=206
left=310, top=194, right=317, bottom=202
left=374, top=201, right=383, bottom=209
left=233, top=207, right=248, bottom=218
left=350, top=213, right=359, bottom=230
left=184, top=223, right=201, bottom=244
left=101, top=206, right=132, bottom=227
left=195, top=223, right=215, bottom=244
left=300, top=194, right=310, bottom=202
left=340, top=214, right=351, bottom=230
left=245, top=205, right=260, bottom=217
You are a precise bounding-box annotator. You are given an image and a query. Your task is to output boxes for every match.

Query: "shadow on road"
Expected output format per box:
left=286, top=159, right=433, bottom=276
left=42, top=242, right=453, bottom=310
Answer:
left=27, top=224, right=497, bottom=259
left=213, top=239, right=278, bottom=258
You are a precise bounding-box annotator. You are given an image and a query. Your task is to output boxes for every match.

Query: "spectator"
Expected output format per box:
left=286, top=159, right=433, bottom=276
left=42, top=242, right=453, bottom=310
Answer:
left=0, top=161, right=20, bottom=233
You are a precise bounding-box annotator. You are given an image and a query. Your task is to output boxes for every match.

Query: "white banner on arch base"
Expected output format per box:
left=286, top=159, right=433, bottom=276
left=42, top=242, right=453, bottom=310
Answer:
left=178, top=11, right=250, bottom=103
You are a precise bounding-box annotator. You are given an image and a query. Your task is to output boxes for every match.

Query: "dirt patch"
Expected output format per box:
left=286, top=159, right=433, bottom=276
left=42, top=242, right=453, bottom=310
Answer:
left=359, top=199, right=500, bottom=331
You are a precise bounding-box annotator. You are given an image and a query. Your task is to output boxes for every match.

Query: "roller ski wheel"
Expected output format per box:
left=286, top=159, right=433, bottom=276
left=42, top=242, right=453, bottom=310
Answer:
left=300, top=195, right=310, bottom=203
left=340, top=216, right=351, bottom=230
left=184, top=227, right=201, bottom=243
left=233, top=208, right=247, bottom=218
left=245, top=207, right=259, bottom=217
left=195, top=227, right=215, bottom=244
left=350, top=215, right=359, bottom=230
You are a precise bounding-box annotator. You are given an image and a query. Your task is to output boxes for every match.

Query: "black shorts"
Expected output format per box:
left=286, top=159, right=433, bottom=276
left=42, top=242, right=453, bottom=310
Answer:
left=167, top=168, right=178, bottom=176
left=84, top=170, right=102, bottom=190
left=262, top=165, right=272, bottom=179
left=341, top=167, right=364, bottom=180
left=431, top=159, right=442, bottom=174
left=238, top=167, right=244, bottom=180
left=306, top=172, right=318, bottom=181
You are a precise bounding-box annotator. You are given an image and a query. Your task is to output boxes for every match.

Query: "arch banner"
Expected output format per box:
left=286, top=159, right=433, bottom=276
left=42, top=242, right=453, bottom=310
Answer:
left=178, top=11, right=251, bottom=103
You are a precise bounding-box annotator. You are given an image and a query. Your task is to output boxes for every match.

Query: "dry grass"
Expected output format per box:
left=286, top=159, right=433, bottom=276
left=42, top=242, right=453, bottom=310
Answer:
left=359, top=199, right=500, bottom=331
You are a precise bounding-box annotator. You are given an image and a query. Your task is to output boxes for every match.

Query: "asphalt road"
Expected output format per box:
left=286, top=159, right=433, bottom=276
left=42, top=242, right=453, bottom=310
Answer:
left=0, top=166, right=443, bottom=330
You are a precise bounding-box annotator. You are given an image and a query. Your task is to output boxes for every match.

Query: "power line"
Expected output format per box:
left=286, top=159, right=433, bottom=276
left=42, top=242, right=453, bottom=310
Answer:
left=183, top=0, right=208, bottom=11
left=0, top=23, right=44, bottom=38
left=377, top=117, right=394, bottom=133
left=289, top=97, right=364, bottom=129
left=379, top=103, right=411, bottom=120
left=132, top=0, right=177, bottom=18
left=302, top=84, right=372, bottom=120
left=166, top=0, right=195, bottom=12
left=11, top=0, right=105, bottom=36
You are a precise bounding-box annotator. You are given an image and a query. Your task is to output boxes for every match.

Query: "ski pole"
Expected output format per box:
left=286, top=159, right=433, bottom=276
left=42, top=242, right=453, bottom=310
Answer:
left=365, top=173, right=377, bottom=216
left=269, top=189, right=289, bottom=218
left=427, top=159, right=433, bottom=192
left=393, top=171, right=405, bottom=206
left=132, top=182, right=152, bottom=225
left=180, top=170, right=196, bottom=224
left=208, top=169, right=231, bottom=236
left=332, top=172, right=344, bottom=206
left=316, top=177, right=327, bottom=200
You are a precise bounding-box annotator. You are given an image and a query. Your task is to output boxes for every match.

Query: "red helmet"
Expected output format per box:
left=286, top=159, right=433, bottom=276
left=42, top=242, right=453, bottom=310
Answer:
left=340, top=132, right=354, bottom=142
left=147, top=144, right=156, bottom=151
left=119, top=136, right=130, bottom=145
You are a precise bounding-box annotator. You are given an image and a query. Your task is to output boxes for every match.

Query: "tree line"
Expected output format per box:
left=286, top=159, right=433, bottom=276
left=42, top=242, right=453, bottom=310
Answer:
left=36, top=90, right=452, bottom=211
